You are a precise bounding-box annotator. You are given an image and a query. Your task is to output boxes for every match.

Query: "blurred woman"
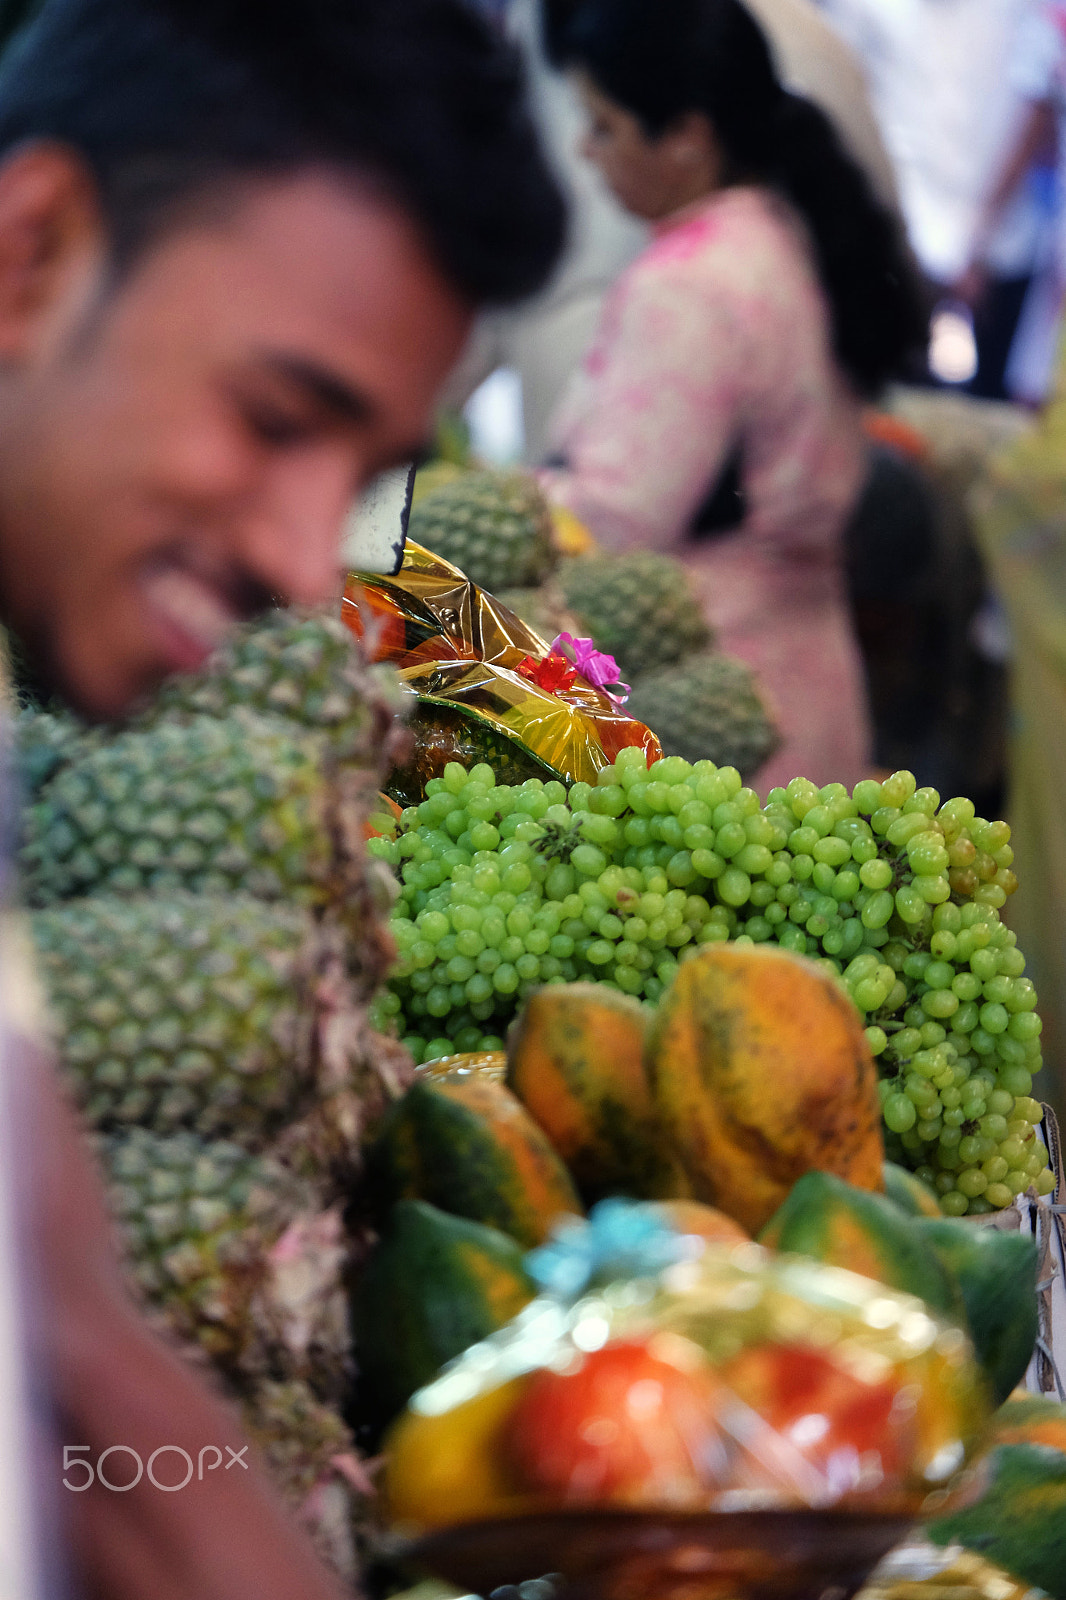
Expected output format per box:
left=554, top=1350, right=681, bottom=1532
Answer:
left=539, top=0, right=925, bottom=789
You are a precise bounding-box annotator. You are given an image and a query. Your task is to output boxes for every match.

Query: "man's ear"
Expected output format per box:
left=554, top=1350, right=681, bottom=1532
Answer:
left=0, top=141, right=104, bottom=361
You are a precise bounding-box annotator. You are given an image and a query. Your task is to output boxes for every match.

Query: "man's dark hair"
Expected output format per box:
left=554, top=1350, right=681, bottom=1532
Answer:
left=0, top=0, right=567, bottom=305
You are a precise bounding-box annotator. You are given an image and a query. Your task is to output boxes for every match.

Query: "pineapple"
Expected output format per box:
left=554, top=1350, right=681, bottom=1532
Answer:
left=241, top=1377, right=359, bottom=1499
left=16, top=605, right=414, bottom=1574
left=558, top=551, right=711, bottom=680
left=99, top=1127, right=350, bottom=1394
left=407, top=469, right=556, bottom=592
left=14, top=707, right=96, bottom=798
left=240, top=1379, right=369, bottom=1580
left=33, top=896, right=365, bottom=1148
left=624, top=652, right=780, bottom=776
left=19, top=714, right=369, bottom=912
left=138, top=609, right=405, bottom=766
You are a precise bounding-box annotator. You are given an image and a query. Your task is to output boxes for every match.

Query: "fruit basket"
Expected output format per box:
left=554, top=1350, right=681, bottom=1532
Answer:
left=383, top=1206, right=992, bottom=1600
left=342, top=541, right=661, bottom=804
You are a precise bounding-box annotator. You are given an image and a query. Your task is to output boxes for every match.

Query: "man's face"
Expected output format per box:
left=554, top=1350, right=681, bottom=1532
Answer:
left=0, top=157, right=472, bottom=717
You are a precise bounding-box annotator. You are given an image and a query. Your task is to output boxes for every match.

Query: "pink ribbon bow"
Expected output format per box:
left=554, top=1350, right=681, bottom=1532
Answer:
left=552, top=633, right=630, bottom=704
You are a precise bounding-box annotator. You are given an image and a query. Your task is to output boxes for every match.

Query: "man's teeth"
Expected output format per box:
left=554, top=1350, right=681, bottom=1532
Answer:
left=145, top=569, right=236, bottom=652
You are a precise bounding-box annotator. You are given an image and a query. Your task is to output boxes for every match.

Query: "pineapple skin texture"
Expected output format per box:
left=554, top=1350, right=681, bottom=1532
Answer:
left=558, top=551, right=712, bottom=681
left=20, top=713, right=346, bottom=908
left=625, top=651, right=780, bottom=778
left=34, top=894, right=336, bottom=1147
left=407, top=469, right=556, bottom=593
left=19, top=611, right=413, bottom=1580
left=139, top=608, right=406, bottom=765
left=101, top=1127, right=350, bottom=1394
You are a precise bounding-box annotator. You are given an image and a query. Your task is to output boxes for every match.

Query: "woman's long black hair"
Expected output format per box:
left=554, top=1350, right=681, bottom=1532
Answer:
left=544, top=0, right=926, bottom=396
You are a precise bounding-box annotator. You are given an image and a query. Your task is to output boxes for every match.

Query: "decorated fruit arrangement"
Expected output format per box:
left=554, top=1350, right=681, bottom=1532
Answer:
left=362, top=947, right=1046, bottom=1592
left=409, top=468, right=779, bottom=775
left=369, top=748, right=1052, bottom=1214
left=353, top=944, right=1041, bottom=1442
left=381, top=1198, right=991, bottom=1534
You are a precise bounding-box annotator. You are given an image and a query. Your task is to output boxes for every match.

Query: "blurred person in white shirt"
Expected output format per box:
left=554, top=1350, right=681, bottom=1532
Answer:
left=958, top=0, right=1066, bottom=401
left=819, top=0, right=1053, bottom=398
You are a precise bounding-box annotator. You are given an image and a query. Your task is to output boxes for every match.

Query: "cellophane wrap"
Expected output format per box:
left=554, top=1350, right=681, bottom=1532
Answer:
left=384, top=1226, right=991, bottom=1534
left=342, top=543, right=660, bottom=805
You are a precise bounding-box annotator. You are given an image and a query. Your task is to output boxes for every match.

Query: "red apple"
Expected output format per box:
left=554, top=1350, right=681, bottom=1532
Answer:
left=719, top=1342, right=915, bottom=1499
left=504, top=1336, right=729, bottom=1507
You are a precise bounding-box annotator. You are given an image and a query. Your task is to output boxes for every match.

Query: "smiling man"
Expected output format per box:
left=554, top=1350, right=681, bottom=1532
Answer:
left=0, top=0, right=563, bottom=717
left=0, top=1, right=564, bottom=1596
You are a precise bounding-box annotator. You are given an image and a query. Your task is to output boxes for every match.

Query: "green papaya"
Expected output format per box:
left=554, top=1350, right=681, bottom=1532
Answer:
left=916, top=1218, right=1038, bottom=1405
left=366, top=1073, right=582, bottom=1247
left=993, top=1393, right=1066, bottom=1454
left=352, top=1199, right=535, bottom=1421
left=758, top=1169, right=965, bottom=1321
left=882, top=1161, right=943, bottom=1219
left=928, top=1443, right=1066, bottom=1599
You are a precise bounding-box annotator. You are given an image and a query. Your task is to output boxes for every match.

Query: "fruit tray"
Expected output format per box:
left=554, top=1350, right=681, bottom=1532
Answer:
left=410, top=1506, right=918, bottom=1600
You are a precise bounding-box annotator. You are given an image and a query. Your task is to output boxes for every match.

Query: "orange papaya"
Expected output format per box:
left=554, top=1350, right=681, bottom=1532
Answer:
left=758, top=1170, right=964, bottom=1321
left=647, top=944, right=884, bottom=1234
left=368, top=1072, right=582, bottom=1247
left=650, top=1199, right=749, bottom=1244
left=506, top=983, right=682, bottom=1201
left=992, top=1395, right=1066, bottom=1455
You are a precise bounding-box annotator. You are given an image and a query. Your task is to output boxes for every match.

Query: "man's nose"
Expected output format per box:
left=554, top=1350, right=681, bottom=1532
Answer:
left=238, top=455, right=361, bottom=607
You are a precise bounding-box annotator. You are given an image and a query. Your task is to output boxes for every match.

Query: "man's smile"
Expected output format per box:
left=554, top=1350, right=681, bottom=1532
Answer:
left=139, top=560, right=249, bottom=674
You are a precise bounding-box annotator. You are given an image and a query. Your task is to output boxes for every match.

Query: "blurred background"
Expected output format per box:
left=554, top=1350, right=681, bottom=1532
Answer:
left=434, top=0, right=1066, bottom=1109
left=1, top=0, right=1062, bottom=1086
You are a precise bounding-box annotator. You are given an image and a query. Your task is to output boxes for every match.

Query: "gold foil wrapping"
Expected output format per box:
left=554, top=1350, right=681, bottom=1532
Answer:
left=343, top=542, right=660, bottom=804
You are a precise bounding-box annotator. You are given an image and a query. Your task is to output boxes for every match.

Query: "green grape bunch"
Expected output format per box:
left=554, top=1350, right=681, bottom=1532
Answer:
left=367, top=753, right=1052, bottom=1216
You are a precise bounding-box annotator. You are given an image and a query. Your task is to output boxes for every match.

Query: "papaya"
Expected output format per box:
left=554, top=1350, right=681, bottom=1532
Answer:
left=506, top=983, right=682, bottom=1201
left=367, top=1073, right=582, bottom=1247
left=417, top=1051, right=507, bottom=1085
left=758, top=1170, right=965, bottom=1322
left=649, top=1198, right=749, bottom=1245
left=882, top=1160, right=943, bottom=1219
left=992, top=1394, right=1066, bottom=1455
left=352, top=1199, right=536, bottom=1420
left=928, top=1443, right=1066, bottom=1599
left=647, top=944, right=884, bottom=1234
left=916, top=1218, right=1038, bottom=1405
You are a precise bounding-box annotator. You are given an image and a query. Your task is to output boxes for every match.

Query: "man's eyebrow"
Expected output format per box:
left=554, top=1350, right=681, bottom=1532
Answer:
left=258, top=351, right=378, bottom=424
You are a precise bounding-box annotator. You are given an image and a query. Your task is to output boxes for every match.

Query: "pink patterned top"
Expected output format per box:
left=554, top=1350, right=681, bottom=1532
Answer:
left=539, top=185, right=872, bottom=790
